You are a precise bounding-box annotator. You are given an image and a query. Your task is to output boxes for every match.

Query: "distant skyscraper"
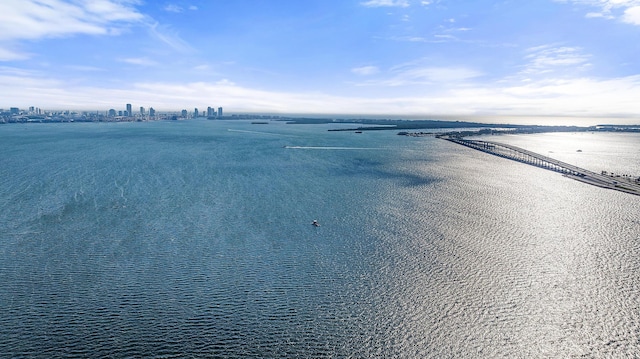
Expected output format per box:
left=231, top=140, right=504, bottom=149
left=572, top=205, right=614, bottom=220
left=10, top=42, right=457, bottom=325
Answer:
left=207, top=106, right=214, bottom=117
left=108, top=109, right=116, bottom=117
left=217, top=107, right=223, bottom=117
left=149, top=107, right=156, bottom=117
left=140, top=106, right=145, bottom=115
left=126, top=104, right=132, bottom=117
left=181, top=109, right=188, bottom=118
left=194, top=108, right=199, bottom=118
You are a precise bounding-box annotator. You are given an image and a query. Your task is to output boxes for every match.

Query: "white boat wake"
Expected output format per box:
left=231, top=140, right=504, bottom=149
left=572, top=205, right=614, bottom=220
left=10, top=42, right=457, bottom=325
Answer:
left=284, top=146, right=383, bottom=150
left=227, top=129, right=295, bottom=137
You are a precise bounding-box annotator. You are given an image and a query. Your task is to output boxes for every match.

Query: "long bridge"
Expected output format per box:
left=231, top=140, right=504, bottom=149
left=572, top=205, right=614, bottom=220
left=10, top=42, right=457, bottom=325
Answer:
left=441, top=136, right=640, bottom=196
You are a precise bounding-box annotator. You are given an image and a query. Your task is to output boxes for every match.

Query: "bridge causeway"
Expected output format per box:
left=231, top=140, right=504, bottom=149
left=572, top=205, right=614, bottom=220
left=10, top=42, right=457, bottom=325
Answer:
left=441, top=136, right=640, bottom=196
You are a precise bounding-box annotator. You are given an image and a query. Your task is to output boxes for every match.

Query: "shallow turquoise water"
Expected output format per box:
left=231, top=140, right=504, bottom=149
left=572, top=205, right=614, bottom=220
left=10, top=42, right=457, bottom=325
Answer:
left=1, top=120, right=639, bottom=357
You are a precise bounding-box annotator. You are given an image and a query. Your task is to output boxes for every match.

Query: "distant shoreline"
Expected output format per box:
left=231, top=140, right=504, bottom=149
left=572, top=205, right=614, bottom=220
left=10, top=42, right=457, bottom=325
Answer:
left=2, top=114, right=640, bottom=135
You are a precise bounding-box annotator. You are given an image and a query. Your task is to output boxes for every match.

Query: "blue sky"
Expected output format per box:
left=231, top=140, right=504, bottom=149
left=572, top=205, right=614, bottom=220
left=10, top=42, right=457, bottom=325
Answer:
left=1, top=0, right=640, bottom=123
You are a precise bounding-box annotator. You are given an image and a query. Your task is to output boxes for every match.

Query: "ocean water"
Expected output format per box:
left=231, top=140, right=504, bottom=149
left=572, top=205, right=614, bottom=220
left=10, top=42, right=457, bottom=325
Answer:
left=0, top=120, right=639, bottom=358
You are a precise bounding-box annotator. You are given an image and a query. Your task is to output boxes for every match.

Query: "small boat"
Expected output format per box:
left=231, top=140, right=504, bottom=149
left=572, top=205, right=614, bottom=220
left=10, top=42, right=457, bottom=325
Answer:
left=577, top=149, right=582, bottom=152
left=312, top=220, right=320, bottom=227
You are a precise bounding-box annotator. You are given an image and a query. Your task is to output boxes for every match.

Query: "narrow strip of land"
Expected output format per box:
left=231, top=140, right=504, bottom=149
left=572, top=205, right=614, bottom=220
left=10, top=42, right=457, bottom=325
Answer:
left=441, top=136, right=640, bottom=196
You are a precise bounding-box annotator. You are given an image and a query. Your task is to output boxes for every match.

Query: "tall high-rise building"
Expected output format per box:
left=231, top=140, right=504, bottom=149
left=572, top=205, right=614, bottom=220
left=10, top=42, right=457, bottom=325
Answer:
left=207, top=106, right=214, bottom=117
left=140, top=106, right=145, bottom=115
left=194, top=108, right=199, bottom=118
left=149, top=107, right=156, bottom=116
left=181, top=109, right=188, bottom=118
left=217, top=107, right=223, bottom=117
left=108, top=109, right=116, bottom=117
left=126, top=104, right=132, bottom=117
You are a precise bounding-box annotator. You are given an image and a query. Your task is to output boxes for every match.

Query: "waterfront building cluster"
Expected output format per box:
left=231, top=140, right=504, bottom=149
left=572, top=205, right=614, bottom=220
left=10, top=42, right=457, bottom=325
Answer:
left=0, top=104, right=224, bottom=124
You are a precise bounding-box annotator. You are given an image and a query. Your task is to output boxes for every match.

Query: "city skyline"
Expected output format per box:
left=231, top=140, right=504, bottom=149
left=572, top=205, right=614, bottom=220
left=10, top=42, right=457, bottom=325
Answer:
left=1, top=104, right=220, bottom=116
left=0, top=103, right=223, bottom=117
left=1, top=1, right=640, bottom=124
left=0, top=103, right=226, bottom=123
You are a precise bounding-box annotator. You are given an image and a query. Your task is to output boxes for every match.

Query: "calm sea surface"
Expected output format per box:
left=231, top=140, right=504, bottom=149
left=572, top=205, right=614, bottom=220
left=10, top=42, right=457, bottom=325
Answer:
left=1, top=120, right=639, bottom=358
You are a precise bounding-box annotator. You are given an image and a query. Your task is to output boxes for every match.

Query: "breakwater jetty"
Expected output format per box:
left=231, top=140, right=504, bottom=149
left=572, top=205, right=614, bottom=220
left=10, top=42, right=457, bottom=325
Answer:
left=441, top=136, right=640, bottom=196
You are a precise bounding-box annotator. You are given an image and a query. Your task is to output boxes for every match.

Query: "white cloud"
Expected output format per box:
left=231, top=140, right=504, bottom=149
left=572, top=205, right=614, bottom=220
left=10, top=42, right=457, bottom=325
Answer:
left=386, top=35, right=453, bottom=43
left=398, top=66, right=482, bottom=83
left=147, top=22, right=193, bottom=52
left=215, top=79, right=236, bottom=86
left=164, top=3, right=197, bottom=13
left=0, top=66, right=41, bottom=78
left=434, top=34, right=456, bottom=40
left=352, top=66, right=380, bottom=76
left=0, top=0, right=144, bottom=61
left=0, top=47, right=30, bottom=61
left=84, top=0, right=144, bottom=22
left=353, top=65, right=483, bottom=87
left=382, top=60, right=484, bottom=86
left=119, top=57, right=159, bottom=66
left=0, top=0, right=143, bottom=41
left=558, top=0, right=640, bottom=25
left=65, top=65, right=106, bottom=72
left=193, top=64, right=211, bottom=71
left=3, top=66, right=640, bottom=120
left=489, top=76, right=640, bottom=116
left=585, top=12, right=608, bottom=18
left=622, top=6, right=640, bottom=24
left=361, top=0, right=410, bottom=8
left=520, top=46, right=591, bottom=76
left=164, top=4, right=183, bottom=13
